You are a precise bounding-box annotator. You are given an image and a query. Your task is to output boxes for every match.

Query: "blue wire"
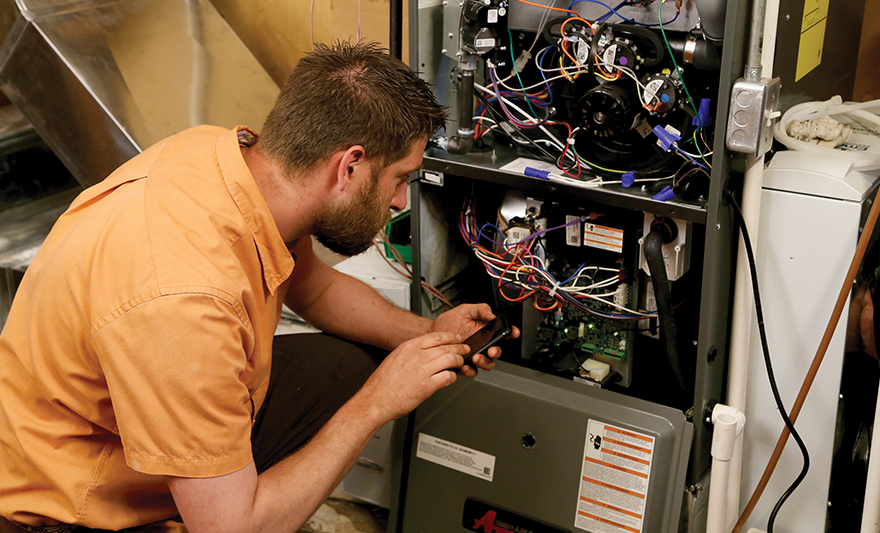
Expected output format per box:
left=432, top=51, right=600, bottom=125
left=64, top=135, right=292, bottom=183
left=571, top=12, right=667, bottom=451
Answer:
left=506, top=25, right=539, bottom=118
left=478, top=223, right=506, bottom=247
left=596, top=0, right=629, bottom=22
left=673, top=145, right=710, bottom=171
left=568, top=0, right=678, bottom=27
left=536, top=47, right=555, bottom=105
left=490, top=69, right=548, bottom=128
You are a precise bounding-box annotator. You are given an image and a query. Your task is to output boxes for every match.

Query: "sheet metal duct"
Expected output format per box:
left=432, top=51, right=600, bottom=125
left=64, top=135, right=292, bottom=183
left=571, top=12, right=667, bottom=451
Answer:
left=0, top=0, right=280, bottom=187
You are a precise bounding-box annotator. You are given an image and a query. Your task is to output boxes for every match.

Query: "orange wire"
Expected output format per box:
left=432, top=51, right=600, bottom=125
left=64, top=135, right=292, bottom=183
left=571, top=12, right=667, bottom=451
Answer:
left=559, top=17, right=596, bottom=72
left=534, top=298, right=559, bottom=311
left=561, top=16, right=595, bottom=35
left=594, top=54, right=621, bottom=79
left=514, top=0, right=579, bottom=16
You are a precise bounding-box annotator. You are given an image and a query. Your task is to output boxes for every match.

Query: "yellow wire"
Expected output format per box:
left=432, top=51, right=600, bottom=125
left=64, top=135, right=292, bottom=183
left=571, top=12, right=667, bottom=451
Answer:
left=692, top=130, right=712, bottom=168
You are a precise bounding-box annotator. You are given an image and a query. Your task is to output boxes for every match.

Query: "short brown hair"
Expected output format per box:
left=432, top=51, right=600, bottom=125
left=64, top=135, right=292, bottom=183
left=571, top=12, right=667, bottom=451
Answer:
left=258, top=41, right=446, bottom=176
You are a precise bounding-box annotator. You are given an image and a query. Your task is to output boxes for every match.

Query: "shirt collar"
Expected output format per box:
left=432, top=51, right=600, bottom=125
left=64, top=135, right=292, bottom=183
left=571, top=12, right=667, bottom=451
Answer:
left=216, top=126, right=294, bottom=295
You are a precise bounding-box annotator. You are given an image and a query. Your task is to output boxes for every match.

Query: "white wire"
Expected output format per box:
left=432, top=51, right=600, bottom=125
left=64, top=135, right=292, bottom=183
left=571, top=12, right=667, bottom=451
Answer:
left=680, top=149, right=714, bottom=158
left=476, top=79, right=575, bottom=162
left=611, top=64, right=650, bottom=106
left=465, top=210, right=654, bottom=316
left=496, top=0, right=555, bottom=85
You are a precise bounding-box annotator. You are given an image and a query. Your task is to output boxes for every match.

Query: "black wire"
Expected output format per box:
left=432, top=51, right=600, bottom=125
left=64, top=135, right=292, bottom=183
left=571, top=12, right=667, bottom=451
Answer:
left=726, top=190, right=811, bottom=533
left=474, top=91, right=558, bottom=162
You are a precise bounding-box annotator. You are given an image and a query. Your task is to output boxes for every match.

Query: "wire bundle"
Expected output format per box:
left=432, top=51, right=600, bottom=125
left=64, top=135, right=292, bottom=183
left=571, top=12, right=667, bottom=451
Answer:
left=475, top=0, right=713, bottom=184
left=460, top=195, right=656, bottom=321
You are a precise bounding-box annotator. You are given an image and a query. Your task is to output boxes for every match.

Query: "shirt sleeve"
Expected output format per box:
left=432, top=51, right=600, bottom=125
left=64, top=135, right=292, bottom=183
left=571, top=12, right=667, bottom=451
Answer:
left=92, top=292, right=257, bottom=478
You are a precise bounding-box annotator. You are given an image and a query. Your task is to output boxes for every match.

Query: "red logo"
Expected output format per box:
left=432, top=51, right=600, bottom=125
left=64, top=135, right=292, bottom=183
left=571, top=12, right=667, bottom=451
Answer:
left=473, top=510, right=514, bottom=533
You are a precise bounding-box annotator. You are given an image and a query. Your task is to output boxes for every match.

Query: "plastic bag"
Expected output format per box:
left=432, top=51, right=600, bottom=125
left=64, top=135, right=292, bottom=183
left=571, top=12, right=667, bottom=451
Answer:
left=774, top=96, right=880, bottom=171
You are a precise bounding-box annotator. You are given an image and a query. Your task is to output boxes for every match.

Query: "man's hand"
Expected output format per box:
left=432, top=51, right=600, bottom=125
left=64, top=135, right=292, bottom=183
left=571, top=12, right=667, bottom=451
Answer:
left=355, top=331, right=470, bottom=422
left=847, top=282, right=877, bottom=360
left=429, top=303, right=521, bottom=377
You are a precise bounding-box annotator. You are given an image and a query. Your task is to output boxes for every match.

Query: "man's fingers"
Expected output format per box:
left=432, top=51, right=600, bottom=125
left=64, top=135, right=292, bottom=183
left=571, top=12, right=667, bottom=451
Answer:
left=415, top=331, right=462, bottom=348
left=471, top=303, right=496, bottom=322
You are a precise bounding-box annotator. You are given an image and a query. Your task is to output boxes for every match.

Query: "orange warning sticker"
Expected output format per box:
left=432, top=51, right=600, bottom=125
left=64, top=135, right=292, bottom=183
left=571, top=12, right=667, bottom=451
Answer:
left=583, top=223, right=624, bottom=253
left=575, top=420, right=655, bottom=532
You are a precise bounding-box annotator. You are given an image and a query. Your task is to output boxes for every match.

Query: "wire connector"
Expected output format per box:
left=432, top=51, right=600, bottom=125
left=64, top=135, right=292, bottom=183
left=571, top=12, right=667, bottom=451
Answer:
left=652, top=185, right=675, bottom=202
left=652, top=125, right=681, bottom=152
left=514, top=50, right=532, bottom=71
left=692, top=98, right=713, bottom=128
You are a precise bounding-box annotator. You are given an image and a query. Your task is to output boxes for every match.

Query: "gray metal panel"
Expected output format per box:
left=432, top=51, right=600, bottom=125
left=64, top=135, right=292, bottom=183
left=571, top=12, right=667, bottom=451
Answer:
left=402, top=361, right=693, bottom=533
left=507, top=0, right=698, bottom=34
left=687, top=0, right=750, bottom=486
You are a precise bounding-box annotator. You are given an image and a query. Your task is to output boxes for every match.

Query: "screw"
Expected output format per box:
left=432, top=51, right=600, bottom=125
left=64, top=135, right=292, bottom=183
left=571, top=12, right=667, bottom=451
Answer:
left=448, top=33, right=454, bottom=39
left=785, top=13, right=791, bottom=20
left=716, top=223, right=721, bottom=230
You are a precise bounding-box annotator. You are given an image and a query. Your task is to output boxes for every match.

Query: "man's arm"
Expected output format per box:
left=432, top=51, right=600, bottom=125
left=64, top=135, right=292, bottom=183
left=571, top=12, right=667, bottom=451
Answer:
left=285, top=237, right=434, bottom=350
left=169, top=331, right=469, bottom=533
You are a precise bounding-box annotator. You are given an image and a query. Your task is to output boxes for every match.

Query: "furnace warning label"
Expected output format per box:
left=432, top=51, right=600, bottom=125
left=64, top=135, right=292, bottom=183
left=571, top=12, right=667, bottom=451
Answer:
left=583, top=224, right=624, bottom=253
left=574, top=420, right=655, bottom=533
left=416, top=433, right=496, bottom=482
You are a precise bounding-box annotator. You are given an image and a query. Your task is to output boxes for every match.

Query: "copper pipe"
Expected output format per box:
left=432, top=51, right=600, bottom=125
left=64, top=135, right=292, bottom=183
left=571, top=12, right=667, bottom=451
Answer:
left=733, top=184, right=880, bottom=533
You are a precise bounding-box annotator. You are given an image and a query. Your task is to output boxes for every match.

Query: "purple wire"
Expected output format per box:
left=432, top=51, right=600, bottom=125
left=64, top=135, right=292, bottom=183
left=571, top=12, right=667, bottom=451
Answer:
left=509, top=216, right=586, bottom=246
left=489, top=68, right=542, bottom=129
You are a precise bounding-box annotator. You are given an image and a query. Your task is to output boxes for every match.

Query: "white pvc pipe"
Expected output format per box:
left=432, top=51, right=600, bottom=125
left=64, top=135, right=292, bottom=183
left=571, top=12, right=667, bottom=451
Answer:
left=723, top=0, right=781, bottom=523
left=724, top=152, right=763, bottom=526
left=860, top=381, right=880, bottom=532
left=708, top=456, right=732, bottom=533
left=707, top=405, right=746, bottom=533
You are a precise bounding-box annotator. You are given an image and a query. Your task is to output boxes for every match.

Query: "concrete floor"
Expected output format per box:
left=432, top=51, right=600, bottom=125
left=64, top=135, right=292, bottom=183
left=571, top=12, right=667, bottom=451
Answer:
left=300, top=492, right=388, bottom=533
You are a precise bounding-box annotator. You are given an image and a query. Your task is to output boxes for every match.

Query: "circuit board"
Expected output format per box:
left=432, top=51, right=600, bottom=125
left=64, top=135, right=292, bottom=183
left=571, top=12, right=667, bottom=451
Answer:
left=534, top=255, right=635, bottom=387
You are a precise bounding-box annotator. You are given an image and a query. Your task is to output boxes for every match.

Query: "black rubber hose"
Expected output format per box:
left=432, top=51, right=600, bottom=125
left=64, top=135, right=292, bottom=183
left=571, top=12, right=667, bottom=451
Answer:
left=606, top=23, right=665, bottom=67
left=447, top=68, right=475, bottom=155
left=643, top=230, right=689, bottom=394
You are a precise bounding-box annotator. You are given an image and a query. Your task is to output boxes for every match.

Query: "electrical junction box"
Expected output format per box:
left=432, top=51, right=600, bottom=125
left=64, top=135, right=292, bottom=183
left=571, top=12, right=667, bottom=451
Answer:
left=725, top=77, right=783, bottom=157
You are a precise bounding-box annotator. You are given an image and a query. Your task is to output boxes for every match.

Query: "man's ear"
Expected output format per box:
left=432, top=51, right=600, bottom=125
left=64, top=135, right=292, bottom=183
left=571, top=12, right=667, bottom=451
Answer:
left=334, top=145, right=367, bottom=192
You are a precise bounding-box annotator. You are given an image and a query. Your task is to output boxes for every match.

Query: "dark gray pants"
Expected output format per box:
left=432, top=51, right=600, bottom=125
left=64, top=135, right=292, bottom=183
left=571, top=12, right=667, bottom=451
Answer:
left=251, top=333, right=386, bottom=473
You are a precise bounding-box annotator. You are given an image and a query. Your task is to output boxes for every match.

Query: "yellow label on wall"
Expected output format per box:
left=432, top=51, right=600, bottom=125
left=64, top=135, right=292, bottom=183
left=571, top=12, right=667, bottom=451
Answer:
left=796, top=0, right=830, bottom=81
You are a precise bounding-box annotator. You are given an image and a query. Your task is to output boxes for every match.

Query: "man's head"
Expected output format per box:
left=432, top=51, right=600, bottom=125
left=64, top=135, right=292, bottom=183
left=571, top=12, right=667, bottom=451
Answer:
left=257, top=41, right=446, bottom=179
left=312, top=136, right=427, bottom=257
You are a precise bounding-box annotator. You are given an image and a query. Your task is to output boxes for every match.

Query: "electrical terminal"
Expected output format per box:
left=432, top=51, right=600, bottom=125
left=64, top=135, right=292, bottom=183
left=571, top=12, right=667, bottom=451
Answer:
left=580, top=358, right=611, bottom=382
left=614, top=283, right=630, bottom=308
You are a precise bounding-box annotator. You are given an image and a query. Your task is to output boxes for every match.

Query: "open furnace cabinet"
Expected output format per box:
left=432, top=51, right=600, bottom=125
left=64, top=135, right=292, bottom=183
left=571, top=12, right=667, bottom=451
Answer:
left=389, top=0, right=752, bottom=532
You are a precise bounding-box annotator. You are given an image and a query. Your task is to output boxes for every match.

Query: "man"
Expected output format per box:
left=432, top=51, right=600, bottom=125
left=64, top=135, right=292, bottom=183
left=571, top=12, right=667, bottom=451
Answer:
left=0, top=41, right=517, bottom=532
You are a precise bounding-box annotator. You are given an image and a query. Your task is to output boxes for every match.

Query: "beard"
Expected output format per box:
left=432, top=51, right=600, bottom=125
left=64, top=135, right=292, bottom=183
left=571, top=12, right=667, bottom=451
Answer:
left=313, top=174, right=393, bottom=257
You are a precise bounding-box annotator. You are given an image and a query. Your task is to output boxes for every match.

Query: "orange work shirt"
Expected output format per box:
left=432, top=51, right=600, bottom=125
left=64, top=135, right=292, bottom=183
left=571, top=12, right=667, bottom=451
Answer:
left=0, top=126, right=295, bottom=529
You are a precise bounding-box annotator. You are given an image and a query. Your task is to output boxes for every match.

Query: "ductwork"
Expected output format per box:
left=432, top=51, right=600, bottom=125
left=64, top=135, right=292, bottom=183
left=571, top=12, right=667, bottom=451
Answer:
left=0, top=0, right=280, bottom=187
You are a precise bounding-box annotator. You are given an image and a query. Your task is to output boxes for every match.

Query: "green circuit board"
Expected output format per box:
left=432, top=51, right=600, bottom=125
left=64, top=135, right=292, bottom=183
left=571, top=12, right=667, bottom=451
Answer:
left=534, top=255, right=635, bottom=386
